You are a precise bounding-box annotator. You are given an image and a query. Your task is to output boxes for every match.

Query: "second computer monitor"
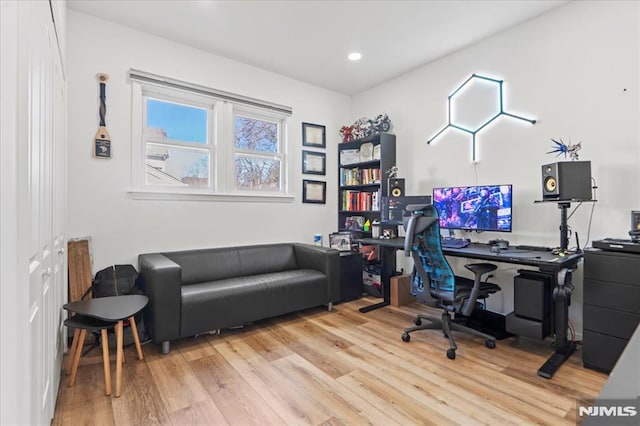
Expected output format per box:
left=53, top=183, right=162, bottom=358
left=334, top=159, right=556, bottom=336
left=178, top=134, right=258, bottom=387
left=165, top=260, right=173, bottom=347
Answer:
left=432, top=184, right=513, bottom=232
left=381, top=195, right=432, bottom=225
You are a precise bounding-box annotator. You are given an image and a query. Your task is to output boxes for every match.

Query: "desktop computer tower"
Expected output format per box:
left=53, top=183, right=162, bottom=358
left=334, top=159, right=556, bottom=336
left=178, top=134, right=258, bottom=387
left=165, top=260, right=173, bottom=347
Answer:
left=506, top=270, right=552, bottom=340
left=541, top=160, right=592, bottom=200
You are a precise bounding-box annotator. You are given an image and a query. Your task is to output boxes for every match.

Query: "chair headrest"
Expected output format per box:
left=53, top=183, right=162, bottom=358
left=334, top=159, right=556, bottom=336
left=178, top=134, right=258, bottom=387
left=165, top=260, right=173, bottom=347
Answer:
left=404, top=203, right=430, bottom=213
left=403, top=214, right=438, bottom=254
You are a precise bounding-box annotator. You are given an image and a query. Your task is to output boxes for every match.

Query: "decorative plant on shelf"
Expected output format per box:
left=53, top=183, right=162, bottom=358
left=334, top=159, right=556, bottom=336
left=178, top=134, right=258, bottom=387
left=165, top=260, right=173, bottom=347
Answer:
left=340, top=113, right=392, bottom=143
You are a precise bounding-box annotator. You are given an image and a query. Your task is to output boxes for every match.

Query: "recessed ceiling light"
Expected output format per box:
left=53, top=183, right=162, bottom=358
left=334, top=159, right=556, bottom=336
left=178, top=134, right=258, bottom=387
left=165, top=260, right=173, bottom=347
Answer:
left=348, top=52, right=362, bottom=61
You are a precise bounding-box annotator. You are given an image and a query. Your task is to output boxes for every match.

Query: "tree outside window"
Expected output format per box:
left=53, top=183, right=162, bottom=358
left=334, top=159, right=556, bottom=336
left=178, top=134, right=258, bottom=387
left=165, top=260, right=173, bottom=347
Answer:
left=234, top=116, right=282, bottom=191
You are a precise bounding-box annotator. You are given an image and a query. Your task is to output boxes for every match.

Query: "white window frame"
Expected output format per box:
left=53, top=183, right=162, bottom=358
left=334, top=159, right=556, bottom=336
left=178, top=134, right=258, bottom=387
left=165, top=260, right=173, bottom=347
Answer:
left=128, top=71, right=293, bottom=202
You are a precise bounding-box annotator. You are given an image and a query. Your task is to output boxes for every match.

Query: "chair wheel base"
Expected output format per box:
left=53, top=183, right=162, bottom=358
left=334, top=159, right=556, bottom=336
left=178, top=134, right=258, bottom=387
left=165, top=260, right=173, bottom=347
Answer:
left=413, top=317, right=422, bottom=326
left=447, top=348, right=456, bottom=359
left=401, top=333, right=410, bottom=342
left=485, top=340, right=496, bottom=349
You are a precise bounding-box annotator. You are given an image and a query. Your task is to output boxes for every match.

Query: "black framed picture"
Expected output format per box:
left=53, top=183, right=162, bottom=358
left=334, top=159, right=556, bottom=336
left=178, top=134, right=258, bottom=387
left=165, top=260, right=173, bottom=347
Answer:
left=329, top=232, right=353, bottom=252
left=302, top=150, right=326, bottom=175
left=302, top=179, right=326, bottom=204
left=302, top=122, right=326, bottom=148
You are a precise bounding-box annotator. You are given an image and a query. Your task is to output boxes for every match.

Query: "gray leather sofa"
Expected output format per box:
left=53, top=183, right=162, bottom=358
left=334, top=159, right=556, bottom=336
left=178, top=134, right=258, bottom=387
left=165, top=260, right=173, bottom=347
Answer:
left=138, top=243, right=339, bottom=354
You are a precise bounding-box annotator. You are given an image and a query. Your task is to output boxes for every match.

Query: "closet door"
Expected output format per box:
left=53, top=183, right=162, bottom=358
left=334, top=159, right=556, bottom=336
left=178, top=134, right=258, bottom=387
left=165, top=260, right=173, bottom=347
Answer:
left=18, top=0, right=66, bottom=423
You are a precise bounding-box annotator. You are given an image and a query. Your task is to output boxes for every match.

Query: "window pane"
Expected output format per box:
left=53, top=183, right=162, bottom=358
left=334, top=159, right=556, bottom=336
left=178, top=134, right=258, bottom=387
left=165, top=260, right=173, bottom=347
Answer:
left=146, top=99, right=208, bottom=144
left=146, top=143, right=210, bottom=188
left=234, top=156, right=280, bottom=190
left=234, top=116, right=278, bottom=152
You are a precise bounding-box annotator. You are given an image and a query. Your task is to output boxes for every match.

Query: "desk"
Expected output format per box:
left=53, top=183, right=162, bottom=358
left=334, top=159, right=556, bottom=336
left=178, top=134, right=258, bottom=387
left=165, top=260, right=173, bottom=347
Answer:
left=356, top=238, right=581, bottom=378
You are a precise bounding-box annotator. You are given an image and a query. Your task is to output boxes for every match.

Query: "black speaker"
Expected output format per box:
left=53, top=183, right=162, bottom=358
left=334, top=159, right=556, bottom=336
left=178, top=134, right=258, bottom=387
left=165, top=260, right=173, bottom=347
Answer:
left=388, top=178, right=405, bottom=197
left=541, top=161, right=592, bottom=200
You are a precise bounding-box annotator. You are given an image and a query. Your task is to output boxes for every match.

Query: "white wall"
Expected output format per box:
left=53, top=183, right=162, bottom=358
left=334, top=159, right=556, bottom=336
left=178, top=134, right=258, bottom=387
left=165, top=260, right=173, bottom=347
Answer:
left=352, top=1, right=640, bottom=327
left=67, top=11, right=349, bottom=270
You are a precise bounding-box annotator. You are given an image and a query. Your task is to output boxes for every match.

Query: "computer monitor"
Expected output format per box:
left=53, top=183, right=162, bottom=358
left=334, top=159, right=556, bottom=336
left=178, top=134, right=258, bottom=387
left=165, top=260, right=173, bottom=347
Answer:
left=432, top=184, right=513, bottom=232
left=381, top=195, right=432, bottom=225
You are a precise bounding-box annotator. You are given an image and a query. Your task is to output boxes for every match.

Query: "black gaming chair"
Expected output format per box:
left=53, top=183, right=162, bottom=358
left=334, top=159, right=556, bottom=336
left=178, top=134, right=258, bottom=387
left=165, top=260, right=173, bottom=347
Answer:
left=401, top=204, right=501, bottom=359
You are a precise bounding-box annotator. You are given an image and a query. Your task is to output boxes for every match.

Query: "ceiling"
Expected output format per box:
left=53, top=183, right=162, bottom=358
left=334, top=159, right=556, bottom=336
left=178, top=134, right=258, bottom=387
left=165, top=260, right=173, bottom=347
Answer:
left=67, top=0, right=569, bottom=95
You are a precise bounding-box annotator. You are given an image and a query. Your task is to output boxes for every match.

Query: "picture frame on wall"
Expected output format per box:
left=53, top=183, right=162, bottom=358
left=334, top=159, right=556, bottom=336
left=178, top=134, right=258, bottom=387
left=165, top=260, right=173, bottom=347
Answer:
left=302, top=122, right=326, bottom=148
left=302, top=179, right=326, bottom=204
left=302, top=150, right=326, bottom=175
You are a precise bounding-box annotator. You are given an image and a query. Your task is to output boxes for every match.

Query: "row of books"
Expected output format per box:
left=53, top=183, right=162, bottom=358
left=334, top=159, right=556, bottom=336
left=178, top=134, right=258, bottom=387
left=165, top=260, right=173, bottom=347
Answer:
left=341, top=189, right=380, bottom=212
left=339, top=167, right=381, bottom=186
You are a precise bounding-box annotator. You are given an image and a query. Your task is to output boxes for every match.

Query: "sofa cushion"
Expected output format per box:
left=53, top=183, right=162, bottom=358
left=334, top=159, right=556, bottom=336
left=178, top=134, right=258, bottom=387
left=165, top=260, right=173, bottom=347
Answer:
left=180, top=269, right=326, bottom=337
left=236, top=245, right=298, bottom=278
left=163, top=243, right=298, bottom=285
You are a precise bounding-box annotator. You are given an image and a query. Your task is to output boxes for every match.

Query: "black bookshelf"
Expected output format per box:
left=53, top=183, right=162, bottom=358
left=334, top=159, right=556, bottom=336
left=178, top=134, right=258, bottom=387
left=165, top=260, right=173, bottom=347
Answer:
left=338, top=133, right=396, bottom=237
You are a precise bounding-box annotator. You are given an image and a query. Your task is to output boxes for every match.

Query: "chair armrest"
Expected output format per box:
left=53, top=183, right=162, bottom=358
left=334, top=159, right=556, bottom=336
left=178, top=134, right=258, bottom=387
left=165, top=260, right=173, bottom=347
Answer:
left=293, top=243, right=340, bottom=302
left=138, top=253, right=182, bottom=343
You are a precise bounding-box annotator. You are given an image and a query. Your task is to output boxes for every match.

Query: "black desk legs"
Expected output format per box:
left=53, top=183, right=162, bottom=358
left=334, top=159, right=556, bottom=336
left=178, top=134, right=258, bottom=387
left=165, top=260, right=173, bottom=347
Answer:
left=358, top=298, right=390, bottom=313
left=359, top=246, right=395, bottom=313
left=538, top=268, right=577, bottom=379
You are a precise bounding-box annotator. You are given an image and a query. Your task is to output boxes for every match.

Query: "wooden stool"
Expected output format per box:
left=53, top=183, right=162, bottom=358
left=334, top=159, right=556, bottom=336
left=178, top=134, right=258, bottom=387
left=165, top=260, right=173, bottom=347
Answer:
left=63, top=295, right=148, bottom=397
left=64, top=315, right=116, bottom=395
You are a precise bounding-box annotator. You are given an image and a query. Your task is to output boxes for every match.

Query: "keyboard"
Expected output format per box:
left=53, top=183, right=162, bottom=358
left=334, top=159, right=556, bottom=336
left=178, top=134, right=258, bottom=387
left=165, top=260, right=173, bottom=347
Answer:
left=441, top=237, right=470, bottom=249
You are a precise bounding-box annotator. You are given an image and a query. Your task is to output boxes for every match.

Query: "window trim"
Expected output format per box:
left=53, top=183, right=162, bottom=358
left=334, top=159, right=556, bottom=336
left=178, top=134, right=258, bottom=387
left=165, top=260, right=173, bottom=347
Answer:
left=128, top=72, right=293, bottom=201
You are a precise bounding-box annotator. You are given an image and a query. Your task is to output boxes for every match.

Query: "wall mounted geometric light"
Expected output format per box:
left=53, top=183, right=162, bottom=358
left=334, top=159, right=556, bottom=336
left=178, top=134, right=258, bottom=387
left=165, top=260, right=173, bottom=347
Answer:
left=427, top=74, right=536, bottom=162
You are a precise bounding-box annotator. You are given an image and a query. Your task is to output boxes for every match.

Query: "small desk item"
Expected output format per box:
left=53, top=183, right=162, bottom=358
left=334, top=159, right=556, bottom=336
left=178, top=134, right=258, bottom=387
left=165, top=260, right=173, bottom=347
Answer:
left=63, top=294, right=148, bottom=397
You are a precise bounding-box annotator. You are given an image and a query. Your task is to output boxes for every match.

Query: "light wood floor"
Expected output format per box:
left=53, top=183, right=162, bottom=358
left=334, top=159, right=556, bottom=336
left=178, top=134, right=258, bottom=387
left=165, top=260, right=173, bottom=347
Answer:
left=52, top=297, right=607, bottom=425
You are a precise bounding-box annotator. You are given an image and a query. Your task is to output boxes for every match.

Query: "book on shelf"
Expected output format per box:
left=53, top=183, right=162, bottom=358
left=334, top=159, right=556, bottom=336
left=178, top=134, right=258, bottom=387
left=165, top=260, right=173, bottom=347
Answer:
left=373, top=144, right=381, bottom=160
left=339, top=167, right=381, bottom=186
left=341, top=189, right=381, bottom=212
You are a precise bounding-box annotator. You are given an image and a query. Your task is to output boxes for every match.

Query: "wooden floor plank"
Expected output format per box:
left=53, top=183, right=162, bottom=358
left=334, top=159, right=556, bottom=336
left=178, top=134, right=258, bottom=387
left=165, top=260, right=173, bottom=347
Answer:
left=215, top=339, right=332, bottom=425
left=166, top=400, right=230, bottom=426
left=190, top=349, right=286, bottom=425
left=272, top=353, right=400, bottom=425
left=110, top=355, right=172, bottom=426
left=146, top=350, right=211, bottom=414
left=52, top=298, right=608, bottom=425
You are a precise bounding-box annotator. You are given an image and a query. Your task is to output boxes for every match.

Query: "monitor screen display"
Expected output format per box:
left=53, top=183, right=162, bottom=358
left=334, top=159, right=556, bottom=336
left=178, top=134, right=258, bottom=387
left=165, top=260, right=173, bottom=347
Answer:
left=432, top=184, right=513, bottom=232
left=381, top=195, right=432, bottom=225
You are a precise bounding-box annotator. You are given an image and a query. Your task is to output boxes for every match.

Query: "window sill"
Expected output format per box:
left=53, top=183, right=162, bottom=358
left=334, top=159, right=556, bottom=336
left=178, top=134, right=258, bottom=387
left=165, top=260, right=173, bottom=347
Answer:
left=127, top=189, right=295, bottom=202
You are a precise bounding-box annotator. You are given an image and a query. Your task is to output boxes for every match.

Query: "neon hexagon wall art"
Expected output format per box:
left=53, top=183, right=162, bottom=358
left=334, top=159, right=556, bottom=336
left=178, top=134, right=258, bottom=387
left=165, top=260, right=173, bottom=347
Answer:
left=427, top=74, right=536, bottom=163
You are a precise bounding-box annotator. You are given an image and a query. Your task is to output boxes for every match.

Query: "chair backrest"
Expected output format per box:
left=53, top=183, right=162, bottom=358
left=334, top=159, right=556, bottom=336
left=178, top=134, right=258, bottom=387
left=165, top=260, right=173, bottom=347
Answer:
left=403, top=205, right=456, bottom=299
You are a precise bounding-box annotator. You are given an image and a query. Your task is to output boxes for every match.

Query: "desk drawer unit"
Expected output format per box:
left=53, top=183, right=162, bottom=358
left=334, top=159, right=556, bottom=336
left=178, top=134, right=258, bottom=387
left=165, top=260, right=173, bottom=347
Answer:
left=583, top=249, right=640, bottom=373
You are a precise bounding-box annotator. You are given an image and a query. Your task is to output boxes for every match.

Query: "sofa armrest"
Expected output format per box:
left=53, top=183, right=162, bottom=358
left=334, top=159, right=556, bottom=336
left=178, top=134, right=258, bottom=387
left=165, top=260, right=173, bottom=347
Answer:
left=138, top=253, right=182, bottom=344
left=293, top=243, right=340, bottom=302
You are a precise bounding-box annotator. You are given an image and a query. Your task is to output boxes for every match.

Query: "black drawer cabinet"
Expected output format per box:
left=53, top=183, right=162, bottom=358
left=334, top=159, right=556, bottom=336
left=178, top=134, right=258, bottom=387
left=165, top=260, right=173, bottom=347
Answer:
left=583, top=249, right=640, bottom=373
